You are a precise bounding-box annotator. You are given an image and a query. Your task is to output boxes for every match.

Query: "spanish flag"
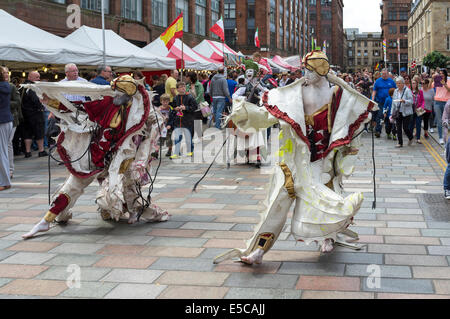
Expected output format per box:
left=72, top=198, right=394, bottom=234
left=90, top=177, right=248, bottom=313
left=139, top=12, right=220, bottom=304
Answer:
left=160, top=13, right=184, bottom=50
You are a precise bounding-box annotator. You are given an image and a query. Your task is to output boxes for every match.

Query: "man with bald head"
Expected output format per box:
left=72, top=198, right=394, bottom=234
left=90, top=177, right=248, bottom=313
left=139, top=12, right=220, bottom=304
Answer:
left=21, top=71, right=47, bottom=158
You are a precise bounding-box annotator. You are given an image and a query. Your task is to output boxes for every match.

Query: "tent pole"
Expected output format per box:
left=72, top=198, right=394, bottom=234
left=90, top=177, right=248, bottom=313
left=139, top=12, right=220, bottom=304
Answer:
left=181, top=38, right=184, bottom=82
left=101, top=0, right=106, bottom=66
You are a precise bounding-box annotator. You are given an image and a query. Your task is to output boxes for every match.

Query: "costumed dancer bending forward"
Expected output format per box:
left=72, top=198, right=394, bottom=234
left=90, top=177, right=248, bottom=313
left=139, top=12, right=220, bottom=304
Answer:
left=214, top=51, right=378, bottom=265
left=23, top=75, right=169, bottom=239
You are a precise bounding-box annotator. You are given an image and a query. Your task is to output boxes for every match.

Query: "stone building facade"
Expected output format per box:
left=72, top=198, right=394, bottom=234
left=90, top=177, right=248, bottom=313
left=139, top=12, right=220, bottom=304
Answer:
left=408, top=0, right=450, bottom=70
left=344, top=28, right=383, bottom=74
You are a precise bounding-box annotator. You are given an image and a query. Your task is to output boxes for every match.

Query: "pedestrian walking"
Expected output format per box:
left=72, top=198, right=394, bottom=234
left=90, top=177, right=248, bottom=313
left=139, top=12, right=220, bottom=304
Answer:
left=432, top=69, right=450, bottom=144
left=372, top=68, right=397, bottom=138
left=391, top=77, right=414, bottom=148
left=422, top=78, right=435, bottom=139
left=0, top=66, right=13, bottom=191
left=209, top=66, right=231, bottom=129
left=411, top=79, right=425, bottom=144
left=383, top=88, right=396, bottom=140
left=444, top=136, right=450, bottom=199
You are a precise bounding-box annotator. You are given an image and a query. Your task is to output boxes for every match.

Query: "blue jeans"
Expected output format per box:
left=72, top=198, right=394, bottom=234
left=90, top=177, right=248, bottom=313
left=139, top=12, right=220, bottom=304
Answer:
left=414, top=114, right=422, bottom=140
left=212, top=97, right=227, bottom=129
left=374, top=109, right=383, bottom=134
left=43, top=110, right=50, bottom=147
left=434, top=101, right=446, bottom=139
left=444, top=164, right=450, bottom=191
left=173, top=127, right=194, bottom=156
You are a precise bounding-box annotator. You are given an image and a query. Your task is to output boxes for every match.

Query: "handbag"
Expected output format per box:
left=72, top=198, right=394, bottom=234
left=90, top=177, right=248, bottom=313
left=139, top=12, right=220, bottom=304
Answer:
left=416, top=107, right=426, bottom=117
left=199, top=101, right=212, bottom=118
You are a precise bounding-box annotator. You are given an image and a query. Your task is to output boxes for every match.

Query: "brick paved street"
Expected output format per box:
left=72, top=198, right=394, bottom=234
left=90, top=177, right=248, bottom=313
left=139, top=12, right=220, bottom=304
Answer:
left=0, top=133, right=449, bottom=299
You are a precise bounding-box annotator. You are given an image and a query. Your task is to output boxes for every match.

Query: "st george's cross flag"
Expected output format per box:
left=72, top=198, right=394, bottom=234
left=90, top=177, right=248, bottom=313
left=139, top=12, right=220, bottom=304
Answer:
left=160, top=13, right=184, bottom=50
left=210, top=16, right=225, bottom=41
left=255, top=28, right=260, bottom=48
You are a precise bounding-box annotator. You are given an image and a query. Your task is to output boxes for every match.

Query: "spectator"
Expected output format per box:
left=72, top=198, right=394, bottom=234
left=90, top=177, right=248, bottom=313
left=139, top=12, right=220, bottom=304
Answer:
left=170, top=82, right=198, bottom=159
left=133, top=70, right=151, bottom=91
left=411, top=79, right=425, bottom=144
left=344, top=74, right=355, bottom=89
left=0, top=66, right=13, bottom=191
left=279, top=72, right=289, bottom=87
left=383, top=87, right=396, bottom=140
left=391, top=76, right=414, bottom=148
left=186, top=71, right=205, bottom=105
left=152, top=74, right=166, bottom=107
left=61, top=63, right=88, bottom=102
left=252, top=52, right=272, bottom=82
left=86, top=71, right=97, bottom=81
left=294, top=69, right=303, bottom=80
left=422, top=78, right=435, bottom=139
left=372, top=68, right=397, bottom=138
left=443, top=99, right=450, bottom=144
left=91, top=65, right=113, bottom=85
left=21, top=71, right=48, bottom=158
left=159, top=93, right=175, bottom=157
left=209, top=66, right=231, bottom=129
left=165, top=69, right=179, bottom=105
left=445, top=135, right=450, bottom=199
left=285, top=72, right=297, bottom=86
left=432, top=69, right=450, bottom=144
left=2, top=67, right=22, bottom=179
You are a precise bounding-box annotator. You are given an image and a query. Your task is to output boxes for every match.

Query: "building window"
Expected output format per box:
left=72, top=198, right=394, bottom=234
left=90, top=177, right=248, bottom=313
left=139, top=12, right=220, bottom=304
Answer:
left=364, top=50, right=368, bottom=57
left=400, top=39, right=408, bottom=49
left=248, top=0, right=255, bottom=28
left=399, top=11, right=408, bottom=21
left=357, top=50, right=361, bottom=57
left=447, top=34, right=450, bottom=50
left=152, top=0, right=168, bottom=27
left=389, top=53, right=397, bottom=62
left=121, top=0, right=142, bottom=21
left=310, top=0, right=316, bottom=5
left=400, top=26, right=408, bottom=34
left=388, top=10, right=397, bottom=21
left=348, top=42, right=352, bottom=48
left=447, top=8, right=450, bottom=21
left=81, top=0, right=109, bottom=13
left=175, top=0, right=189, bottom=32
left=195, top=0, right=206, bottom=36
left=389, top=26, right=397, bottom=34
left=51, top=0, right=65, bottom=3
left=248, top=28, right=255, bottom=46
left=400, top=53, right=408, bottom=61
left=348, top=50, right=353, bottom=57
left=211, top=0, right=220, bottom=26
left=224, top=2, right=236, bottom=19
left=373, top=50, right=380, bottom=57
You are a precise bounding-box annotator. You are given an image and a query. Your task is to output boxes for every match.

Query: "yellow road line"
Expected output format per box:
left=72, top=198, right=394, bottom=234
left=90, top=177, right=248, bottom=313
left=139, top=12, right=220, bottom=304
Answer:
left=421, top=138, right=446, bottom=172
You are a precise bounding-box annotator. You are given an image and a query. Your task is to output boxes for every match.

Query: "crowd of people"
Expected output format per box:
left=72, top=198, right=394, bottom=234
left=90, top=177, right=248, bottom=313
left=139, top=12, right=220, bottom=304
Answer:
left=0, top=55, right=449, bottom=199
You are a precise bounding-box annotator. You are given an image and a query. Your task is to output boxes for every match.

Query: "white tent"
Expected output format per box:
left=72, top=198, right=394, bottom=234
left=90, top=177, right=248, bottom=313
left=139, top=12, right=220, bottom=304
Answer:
left=65, top=26, right=176, bottom=70
left=0, top=10, right=103, bottom=68
left=144, top=38, right=220, bottom=71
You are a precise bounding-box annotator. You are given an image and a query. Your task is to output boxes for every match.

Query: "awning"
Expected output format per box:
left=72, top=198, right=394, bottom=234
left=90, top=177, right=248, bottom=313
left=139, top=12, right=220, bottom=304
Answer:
left=65, top=26, right=176, bottom=70
left=193, top=40, right=241, bottom=65
left=144, top=38, right=220, bottom=71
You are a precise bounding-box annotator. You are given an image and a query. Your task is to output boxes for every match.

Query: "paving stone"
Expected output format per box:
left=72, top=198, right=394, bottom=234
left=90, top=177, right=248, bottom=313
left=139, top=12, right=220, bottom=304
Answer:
left=385, top=254, right=448, bottom=266
left=278, top=262, right=345, bottom=276
left=345, top=264, right=412, bottom=278
left=43, top=234, right=108, bottom=243
left=36, top=266, right=111, bottom=281
left=376, top=293, right=450, bottom=299
left=368, top=244, right=427, bottom=255
left=60, top=281, right=118, bottom=298
left=377, top=228, right=421, bottom=236
left=318, top=252, right=383, bottom=265
left=147, top=237, right=208, bottom=247
left=181, top=222, right=235, bottom=231
left=362, top=278, right=434, bottom=294
left=0, top=278, right=12, bottom=288
left=159, top=286, right=229, bottom=299
left=141, top=246, right=204, bottom=258
left=225, top=287, right=302, bottom=299
left=45, top=254, right=103, bottom=267
left=386, top=221, right=427, bottom=229
left=49, top=243, right=105, bottom=255
left=149, top=257, right=215, bottom=272
left=100, top=269, right=163, bottom=284
left=96, top=244, right=147, bottom=256
left=95, top=235, right=153, bottom=245
left=104, top=283, right=167, bottom=299
left=421, top=229, right=450, bottom=237
left=94, top=255, right=158, bottom=269
left=156, top=271, right=229, bottom=286
left=0, top=279, right=67, bottom=297
left=0, top=250, right=15, bottom=262
left=201, top=230, right=253, bottom=240
left=224, top=273, right=299, bottom=289
left=7, top=241, right=60, bottom=252
left=384, top=236, right=441, bottom=245
left=0, top=240, right=17, bottom=249
left=301, top=291, right=374, bottom=299
left=412, top=267, right=450, bottom=279
left=0, top=252, right=56, bottom=265
left=214, top=260, right=281, bottom=274
left=433, top=280, right=450, bottom=294
left=296, top=276, right=360, bottom=291
left=427, top=246, right=450, bottom=256
left=0, top=264, right=49, bottom=278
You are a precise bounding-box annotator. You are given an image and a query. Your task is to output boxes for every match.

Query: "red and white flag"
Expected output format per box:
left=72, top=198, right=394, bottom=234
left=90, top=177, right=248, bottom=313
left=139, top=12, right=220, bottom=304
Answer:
left=210, top=16, right=224, bottom=41
left=254, top=28, right=260, bottom=48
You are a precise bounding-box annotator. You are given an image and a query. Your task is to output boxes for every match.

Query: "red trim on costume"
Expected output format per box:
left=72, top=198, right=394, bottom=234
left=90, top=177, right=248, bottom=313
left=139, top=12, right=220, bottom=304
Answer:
left=262, top=89, right=374, bottom=161
left=49, top=194, right=69, bottom=215
left=56, top=85, right=151, bottom=179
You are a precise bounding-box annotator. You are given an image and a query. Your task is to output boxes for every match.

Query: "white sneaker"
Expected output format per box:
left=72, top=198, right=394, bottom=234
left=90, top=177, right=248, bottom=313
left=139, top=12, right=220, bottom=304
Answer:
left=445, top=190, right=450, bottom=200
left=430, top=128, right=434, bottom=133
left=439, top=138, right=444, bottom=145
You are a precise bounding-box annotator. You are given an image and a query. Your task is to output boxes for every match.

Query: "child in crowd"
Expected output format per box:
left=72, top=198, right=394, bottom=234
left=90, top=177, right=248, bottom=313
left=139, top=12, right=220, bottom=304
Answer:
left=383, top=87, right=397, bottom=140
left=159, top=93, right=176, bottom=158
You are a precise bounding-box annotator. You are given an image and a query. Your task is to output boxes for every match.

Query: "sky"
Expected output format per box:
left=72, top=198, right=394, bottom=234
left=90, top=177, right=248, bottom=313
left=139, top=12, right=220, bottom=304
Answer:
left=343, top=0, right=382, bottom=33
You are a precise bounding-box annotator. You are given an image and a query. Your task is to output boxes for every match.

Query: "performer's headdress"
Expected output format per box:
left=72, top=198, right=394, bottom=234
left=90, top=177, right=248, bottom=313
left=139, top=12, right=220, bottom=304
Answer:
left=302, top=50, right=330, bottom=77
left=111, top=74, right=138, bottom=96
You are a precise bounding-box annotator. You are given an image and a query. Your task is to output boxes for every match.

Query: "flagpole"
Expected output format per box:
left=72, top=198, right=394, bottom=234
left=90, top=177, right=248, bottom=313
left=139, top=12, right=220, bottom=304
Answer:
left=181, top=36, right=184, bottom=82
left=101, top=0, right=106, bottom=66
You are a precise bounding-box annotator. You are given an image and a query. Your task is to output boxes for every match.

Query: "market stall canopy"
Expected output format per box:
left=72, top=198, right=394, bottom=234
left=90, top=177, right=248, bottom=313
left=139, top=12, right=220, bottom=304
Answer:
left=193, top=40, right=242, bottom=65
left=65, top=26, right=176, bottom=70
left=144, top=38, right=220, bottom=71
left=267, top=58, right=289, bottom=73
left=272, top=55, right=299, bottom=72
left=0, top=10, right=103, bottom=69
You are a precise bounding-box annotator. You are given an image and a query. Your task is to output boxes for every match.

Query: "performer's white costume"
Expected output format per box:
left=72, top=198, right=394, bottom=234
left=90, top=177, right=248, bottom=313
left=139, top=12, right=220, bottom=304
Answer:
left=22, top=76, right=169, bottom=239
left=214, top=51, right=377, bottom=264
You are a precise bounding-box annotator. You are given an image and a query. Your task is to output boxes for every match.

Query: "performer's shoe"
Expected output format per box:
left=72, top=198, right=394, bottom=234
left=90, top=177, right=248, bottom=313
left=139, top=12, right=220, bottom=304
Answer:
left=320, top=238, right=335, bottom=253
left=240, top=248, right=264, bottom=265
left=24, top=152, right=32, bottom=158
left=22, top=220, right=50, bottom=239
left=55, top=210, right=72, bottom=224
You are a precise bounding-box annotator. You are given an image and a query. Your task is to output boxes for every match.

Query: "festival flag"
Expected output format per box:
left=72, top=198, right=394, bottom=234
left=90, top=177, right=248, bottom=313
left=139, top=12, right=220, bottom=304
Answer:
left=210, top=16, right=225, bottom=41
left=323, top=40, right=327, bottom=54
left=159, top=13, right=184, bottom=50
left=375, top=62, right=380, bottom=70
left=382, top=38, right=387, bottom=62
left=255, top=28, right=260, bottom=48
